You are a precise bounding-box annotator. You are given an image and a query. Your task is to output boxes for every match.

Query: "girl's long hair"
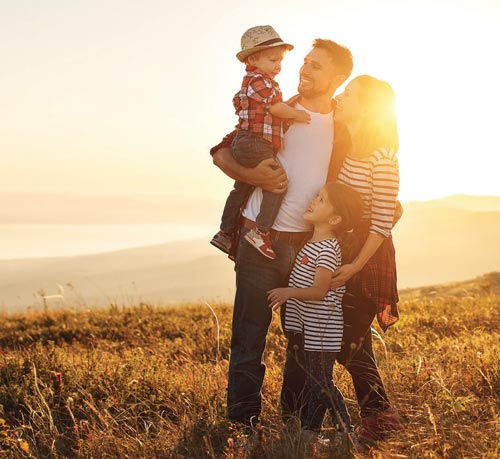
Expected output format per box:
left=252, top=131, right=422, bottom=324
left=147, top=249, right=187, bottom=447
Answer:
left=324, top=182, right=364, bottom=263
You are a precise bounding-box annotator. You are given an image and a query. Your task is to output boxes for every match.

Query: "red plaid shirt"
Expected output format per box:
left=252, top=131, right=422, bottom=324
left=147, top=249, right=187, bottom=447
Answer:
left=233, top=65, right=284, bottom=153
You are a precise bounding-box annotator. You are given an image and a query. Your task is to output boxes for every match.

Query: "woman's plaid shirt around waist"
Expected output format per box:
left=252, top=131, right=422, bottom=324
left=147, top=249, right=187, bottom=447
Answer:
left=233, top=65, right=284, bottom=153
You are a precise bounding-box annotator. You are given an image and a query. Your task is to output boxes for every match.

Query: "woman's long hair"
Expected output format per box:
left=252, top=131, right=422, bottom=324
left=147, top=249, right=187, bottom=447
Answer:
left=324, top=182, right=364, bottom=263
left=353, top=75, right=399, bottom=156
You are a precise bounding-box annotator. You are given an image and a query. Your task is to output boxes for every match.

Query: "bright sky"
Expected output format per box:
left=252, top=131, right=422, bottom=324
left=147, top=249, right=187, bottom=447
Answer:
left=1, top=0, right=500, bottom=205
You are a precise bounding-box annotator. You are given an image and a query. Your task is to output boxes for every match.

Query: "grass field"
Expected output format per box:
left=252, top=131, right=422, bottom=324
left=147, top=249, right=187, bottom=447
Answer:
left=0, top=273, right=499, bottom=458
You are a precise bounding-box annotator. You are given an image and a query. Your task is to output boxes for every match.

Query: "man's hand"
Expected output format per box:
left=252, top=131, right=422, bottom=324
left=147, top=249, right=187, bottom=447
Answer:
left=251, top=158, right=288, bottom=193
left=212, top=148, right=287, bottom=194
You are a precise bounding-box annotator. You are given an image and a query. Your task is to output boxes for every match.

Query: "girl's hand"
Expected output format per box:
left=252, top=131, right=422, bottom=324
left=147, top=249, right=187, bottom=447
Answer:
left=330, top=264, right=359, bottom=289
left=267, top=288, right=292, bottom=311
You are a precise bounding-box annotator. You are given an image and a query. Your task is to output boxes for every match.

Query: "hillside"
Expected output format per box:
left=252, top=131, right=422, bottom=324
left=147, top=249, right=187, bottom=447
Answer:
left=404, top=194, right=500, bottom=212
left=392, top=206, right=500, bottom=288
left=0, top=238, right=235, bottom=312
left=1, top=192, right=220, bottom=224
left=1, top=194, right=499, bottom=312
left=0, top=274, right=498, bottom=458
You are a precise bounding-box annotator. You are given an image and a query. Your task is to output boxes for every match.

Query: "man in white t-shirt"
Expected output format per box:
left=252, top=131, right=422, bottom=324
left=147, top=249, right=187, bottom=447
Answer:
left=211, top=37, right=352, bottom=427
left=211, top=39, right=398, bottom=441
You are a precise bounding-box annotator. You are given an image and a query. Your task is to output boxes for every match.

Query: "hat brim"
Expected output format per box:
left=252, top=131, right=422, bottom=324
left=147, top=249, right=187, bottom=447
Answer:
left=236, top=42, right=294, bottom=63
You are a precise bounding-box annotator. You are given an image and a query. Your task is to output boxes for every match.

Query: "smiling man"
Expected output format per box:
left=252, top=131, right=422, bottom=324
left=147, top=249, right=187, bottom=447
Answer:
left=211, top=38, right=357, bottom=440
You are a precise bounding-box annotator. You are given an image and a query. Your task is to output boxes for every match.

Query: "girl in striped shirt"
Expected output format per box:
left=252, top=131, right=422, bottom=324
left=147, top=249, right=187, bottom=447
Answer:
left=267, top=182, right=364, bottom=446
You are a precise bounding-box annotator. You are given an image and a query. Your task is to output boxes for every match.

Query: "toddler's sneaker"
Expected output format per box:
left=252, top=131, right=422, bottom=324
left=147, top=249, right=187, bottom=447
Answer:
left=244, top=228, right=276, bottom=259
left=210, top=230, right=232, bottom=254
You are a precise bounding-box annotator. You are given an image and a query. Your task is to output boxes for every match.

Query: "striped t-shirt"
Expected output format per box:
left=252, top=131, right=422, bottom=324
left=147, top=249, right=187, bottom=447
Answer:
left=285, top=239, right=345, bottom=352
left=337, top=148, right=399, bottom=237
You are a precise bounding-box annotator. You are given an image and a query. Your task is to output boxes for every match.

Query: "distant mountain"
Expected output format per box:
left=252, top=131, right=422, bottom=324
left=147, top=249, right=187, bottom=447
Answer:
left=404, top=194, right=500, bottom=212
left=0, top=194, right=499, bottom=312
left=1, top=192, right=221, bottom=224
left=400, top=272, right=500, bottom=298
left=392, top=203, right=500, bottom=288
left=0, top=238, right=235, bottom=313
left=3, top=192, right=500, bottom=224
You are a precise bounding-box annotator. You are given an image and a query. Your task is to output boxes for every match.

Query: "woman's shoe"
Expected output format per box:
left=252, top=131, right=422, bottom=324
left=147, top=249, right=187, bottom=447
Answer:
left=356, top=407, right=402, bottom=441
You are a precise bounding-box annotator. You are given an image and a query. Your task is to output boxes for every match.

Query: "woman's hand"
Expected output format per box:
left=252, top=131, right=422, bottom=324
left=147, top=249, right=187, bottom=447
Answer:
left=267, top=287, right=293, bottom=311
left=330, top=264, right=359, bottom=290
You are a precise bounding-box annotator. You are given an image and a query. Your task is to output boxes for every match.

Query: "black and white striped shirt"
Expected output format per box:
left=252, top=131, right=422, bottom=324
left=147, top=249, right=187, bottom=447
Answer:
left=285, top=239, right=345, bottom=352
left=337, top=148, right=399, bottom=237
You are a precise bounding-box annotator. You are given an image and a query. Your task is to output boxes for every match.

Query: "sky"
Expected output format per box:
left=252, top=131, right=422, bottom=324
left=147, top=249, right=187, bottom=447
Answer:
left=2, top=0, right=500, bottom=206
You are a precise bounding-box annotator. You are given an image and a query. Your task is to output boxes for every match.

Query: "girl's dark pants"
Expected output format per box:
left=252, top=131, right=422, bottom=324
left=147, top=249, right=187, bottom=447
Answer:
left=281, top=292, right=391, bottom=422
left=302, top=350, right=352, bottom=432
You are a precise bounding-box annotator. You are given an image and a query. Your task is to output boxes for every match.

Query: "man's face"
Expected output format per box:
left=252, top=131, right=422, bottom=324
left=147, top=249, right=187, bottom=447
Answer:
left=298, top=48, right=338, bottom=99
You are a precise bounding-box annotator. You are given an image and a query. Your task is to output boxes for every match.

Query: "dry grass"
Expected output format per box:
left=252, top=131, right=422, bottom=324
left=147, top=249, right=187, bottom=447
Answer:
left=0, top=273, right=499, bottom=458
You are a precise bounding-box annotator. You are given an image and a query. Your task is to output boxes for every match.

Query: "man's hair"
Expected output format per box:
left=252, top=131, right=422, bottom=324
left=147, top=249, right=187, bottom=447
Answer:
left=312, top=39, right=353, bottom=82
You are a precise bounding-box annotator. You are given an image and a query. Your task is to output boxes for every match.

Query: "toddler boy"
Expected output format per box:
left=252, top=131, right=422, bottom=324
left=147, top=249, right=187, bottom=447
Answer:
left=210, top=25, right=310, bottom=259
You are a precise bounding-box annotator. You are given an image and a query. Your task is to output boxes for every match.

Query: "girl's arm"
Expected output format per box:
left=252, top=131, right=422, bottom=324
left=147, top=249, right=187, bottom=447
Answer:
left=267, top=267, right=333, bottom=310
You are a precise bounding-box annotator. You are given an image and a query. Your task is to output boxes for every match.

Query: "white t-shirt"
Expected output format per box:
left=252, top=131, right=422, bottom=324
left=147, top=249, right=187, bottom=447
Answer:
left=243, top=102, right=334, bottom=231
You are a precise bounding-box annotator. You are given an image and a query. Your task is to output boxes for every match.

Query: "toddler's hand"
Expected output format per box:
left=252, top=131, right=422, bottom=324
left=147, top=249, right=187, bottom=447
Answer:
left=294, top=110, right=311, bottom=124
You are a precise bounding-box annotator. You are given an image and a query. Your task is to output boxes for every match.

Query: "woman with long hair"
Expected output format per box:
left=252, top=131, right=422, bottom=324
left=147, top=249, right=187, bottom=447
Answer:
left=332, top=74, right=401, bottom=441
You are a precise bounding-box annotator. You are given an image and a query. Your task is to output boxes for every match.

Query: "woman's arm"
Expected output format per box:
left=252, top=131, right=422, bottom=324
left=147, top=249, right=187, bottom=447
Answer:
left=330, top=232, right=384, bottom=289
left=267, top=267, right=333, bottom=310
left=331, top=153, right=399, bottom=288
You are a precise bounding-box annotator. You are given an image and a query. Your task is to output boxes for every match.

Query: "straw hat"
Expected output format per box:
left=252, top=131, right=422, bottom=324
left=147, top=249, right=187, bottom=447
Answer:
left=236, top=25, right=293, bottom=63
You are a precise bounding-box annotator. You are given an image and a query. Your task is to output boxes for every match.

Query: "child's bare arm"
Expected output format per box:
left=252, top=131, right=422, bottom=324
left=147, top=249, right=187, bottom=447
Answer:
left=267, top=267, right=333, bottom=310
left=269, top=102, right=311, bottom=124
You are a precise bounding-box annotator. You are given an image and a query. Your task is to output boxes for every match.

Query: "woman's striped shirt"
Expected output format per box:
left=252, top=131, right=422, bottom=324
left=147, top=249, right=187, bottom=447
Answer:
left=285, top=238, right=345, bottom=352
left=337, top=148, right=399, bottom=237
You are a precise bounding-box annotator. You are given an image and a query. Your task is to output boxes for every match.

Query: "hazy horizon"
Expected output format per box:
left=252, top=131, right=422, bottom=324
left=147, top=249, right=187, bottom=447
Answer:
left=0, top=194, right=499, bottom=311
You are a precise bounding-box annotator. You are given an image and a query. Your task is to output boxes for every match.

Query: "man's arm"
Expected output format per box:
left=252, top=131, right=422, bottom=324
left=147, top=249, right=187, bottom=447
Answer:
left=212, top=148, right=287, bottom=193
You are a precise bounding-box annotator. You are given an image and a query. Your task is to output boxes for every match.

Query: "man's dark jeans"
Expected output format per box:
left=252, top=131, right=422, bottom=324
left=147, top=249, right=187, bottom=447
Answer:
left=281, top=293, right=391, bottom=422
left=227, top=227, right=299, bottom=425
